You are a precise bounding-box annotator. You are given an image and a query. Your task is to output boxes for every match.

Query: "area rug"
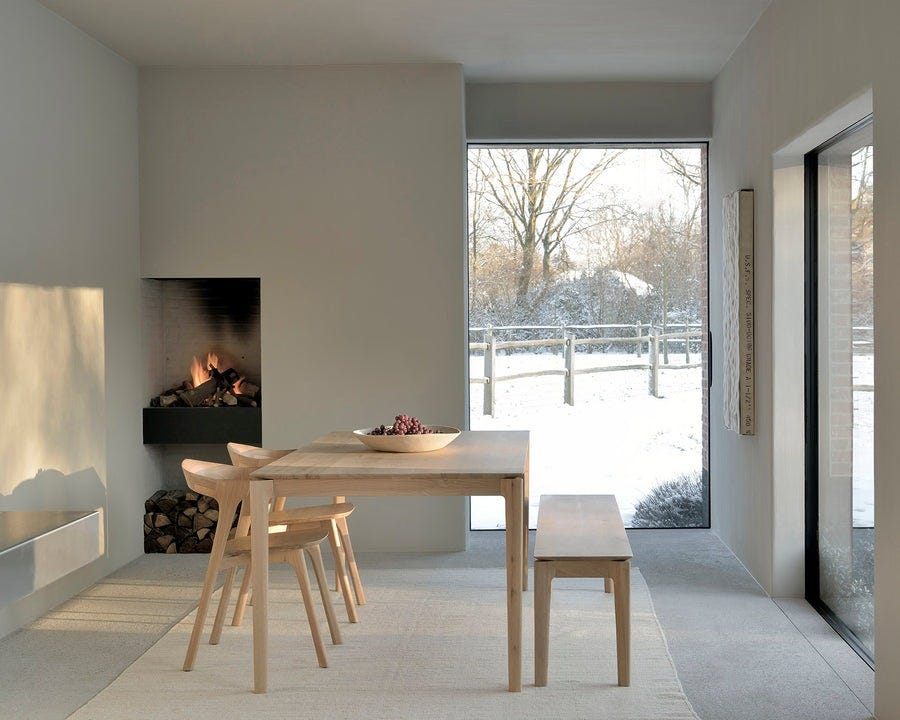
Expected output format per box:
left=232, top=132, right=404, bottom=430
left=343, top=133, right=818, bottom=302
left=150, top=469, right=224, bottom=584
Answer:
left=70, top=565, right=698, bottom=719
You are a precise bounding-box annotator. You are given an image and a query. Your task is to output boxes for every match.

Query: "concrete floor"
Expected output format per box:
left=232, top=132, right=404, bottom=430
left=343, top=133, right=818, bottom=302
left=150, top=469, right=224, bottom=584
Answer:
left=0, top=529, right=875, bottom=719
left=629, top=530, right=874, bottom=720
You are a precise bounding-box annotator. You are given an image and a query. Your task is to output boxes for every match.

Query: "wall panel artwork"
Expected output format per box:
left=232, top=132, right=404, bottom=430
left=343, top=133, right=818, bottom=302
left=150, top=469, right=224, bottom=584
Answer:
left=722, top=189, right=755, bottom=435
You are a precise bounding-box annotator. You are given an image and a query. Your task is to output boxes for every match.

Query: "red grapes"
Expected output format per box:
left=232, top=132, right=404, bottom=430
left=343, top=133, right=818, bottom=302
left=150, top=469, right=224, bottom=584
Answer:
left=369, top=414, right=435, bottom=436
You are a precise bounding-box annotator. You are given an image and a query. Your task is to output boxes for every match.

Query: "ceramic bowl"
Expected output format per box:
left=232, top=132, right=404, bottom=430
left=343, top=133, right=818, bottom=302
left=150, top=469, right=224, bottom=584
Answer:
left=352, top=426, right=461, bottom=453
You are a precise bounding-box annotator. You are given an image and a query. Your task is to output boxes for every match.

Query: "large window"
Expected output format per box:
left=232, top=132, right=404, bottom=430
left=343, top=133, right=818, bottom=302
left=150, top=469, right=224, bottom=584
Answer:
left=805, top=118, right=874, bottom=664
left=467, top=145, right=709, bottom=530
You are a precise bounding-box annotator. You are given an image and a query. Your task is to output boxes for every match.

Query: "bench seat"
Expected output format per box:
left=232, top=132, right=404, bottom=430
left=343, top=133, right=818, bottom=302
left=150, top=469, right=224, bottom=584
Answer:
left=533, top=494, right=633, bottom=687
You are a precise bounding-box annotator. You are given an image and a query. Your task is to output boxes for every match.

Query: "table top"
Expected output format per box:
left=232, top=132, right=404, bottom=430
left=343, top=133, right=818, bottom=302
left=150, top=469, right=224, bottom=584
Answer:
left=251, top=430, right=529, bottom=481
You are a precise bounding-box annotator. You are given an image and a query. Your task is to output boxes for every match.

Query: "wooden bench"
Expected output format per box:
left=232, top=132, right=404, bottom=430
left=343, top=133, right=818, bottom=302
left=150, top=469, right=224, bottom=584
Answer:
left=533, top=494, right=633, bottom=687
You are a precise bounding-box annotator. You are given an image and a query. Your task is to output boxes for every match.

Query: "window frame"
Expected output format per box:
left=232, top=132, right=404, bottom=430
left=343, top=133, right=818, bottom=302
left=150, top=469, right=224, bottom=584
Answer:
left=803, top=115, right=875, bottom=668
left=464, top=141, right=711, bottom=532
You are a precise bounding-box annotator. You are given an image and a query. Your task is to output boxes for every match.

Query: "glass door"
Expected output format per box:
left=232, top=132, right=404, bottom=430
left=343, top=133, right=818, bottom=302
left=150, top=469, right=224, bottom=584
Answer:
left=805, top=118, right=874, bottom=663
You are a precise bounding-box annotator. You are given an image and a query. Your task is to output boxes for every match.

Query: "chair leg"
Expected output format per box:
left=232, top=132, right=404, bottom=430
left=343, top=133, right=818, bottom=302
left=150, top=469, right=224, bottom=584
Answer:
left=183, top=493, right=239, bottom=671
left=273, top=496, right=287, bottom=512
left=338, top=517, right=366, bottom=605
left=332, top=496, right=345, bottom=591
left=232, top=564, right=252, bottom=626
left=307, top=544, right=342, bottom=645
left=288, top=550, right=328, bottom=668
left=604, top=577, right=613, bottom=593
left=328, top=520, right=358, bottom=623
left=210, top=566, right=237, bottom=644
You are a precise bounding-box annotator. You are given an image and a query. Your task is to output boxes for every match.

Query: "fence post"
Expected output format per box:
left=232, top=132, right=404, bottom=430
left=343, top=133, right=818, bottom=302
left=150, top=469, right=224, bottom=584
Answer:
left=684, top=322, right=690, bottom=363
left=635, top=323, right=642, bottom=357
left=564, top=332, right=575, bottom=406
left=483, top=329, right=495, bottom=417
left=649, top=328, right=660, bottom=398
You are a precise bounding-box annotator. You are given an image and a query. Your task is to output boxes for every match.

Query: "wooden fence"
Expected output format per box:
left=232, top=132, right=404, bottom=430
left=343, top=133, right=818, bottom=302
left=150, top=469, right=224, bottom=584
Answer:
left=470, top=324, right=703, bottom=416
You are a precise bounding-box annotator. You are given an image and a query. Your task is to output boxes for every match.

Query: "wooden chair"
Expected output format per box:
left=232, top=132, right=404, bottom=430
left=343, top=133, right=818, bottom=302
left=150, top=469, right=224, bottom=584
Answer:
left=181, top=459, right=340, bottom=672
left=226, top=443, right=366, bottom=625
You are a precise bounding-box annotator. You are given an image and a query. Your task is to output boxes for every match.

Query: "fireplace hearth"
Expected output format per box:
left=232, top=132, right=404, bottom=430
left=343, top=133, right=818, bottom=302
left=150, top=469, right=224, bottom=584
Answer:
left=142, top=278, right=262, bottom=445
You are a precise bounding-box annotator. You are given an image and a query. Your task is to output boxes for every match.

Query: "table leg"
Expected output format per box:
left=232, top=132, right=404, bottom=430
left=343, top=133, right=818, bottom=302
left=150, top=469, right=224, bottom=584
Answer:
left=614, top=559, right=631, bottom=687
left=522, top=462, right=529, bottom=591
left=503, top=476, right=524, bottom=692
left=250, top=480, right=274, bottom=694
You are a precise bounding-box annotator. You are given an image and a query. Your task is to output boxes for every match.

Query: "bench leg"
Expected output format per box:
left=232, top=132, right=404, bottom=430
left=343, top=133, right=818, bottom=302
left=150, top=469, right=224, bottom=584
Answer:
left=534, top=560, right=553, bottom=687
left=614, top=560, right=631, bottom=687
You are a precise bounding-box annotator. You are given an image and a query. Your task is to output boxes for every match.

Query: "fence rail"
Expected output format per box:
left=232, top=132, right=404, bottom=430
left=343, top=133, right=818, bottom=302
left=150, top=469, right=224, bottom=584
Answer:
left=472, top=324, right=703, bottom=416
left=470, top=323, right=875, bottom=416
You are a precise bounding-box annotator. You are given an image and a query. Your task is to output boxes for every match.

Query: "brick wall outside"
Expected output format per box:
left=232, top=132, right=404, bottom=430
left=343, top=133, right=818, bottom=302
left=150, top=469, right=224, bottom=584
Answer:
left=820, top=157, right=854, bottom=597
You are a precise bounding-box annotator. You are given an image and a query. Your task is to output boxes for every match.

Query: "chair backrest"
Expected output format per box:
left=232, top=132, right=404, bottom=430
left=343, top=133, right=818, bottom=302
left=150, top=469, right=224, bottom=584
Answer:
left=181, top=459, right=249, bottom=532
left=226, top=442, right=293, bottom=471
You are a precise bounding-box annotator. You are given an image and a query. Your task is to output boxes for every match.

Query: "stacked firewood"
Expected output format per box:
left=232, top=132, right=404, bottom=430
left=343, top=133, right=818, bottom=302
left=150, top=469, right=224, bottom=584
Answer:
left=144, top=489, right=239, bottom=553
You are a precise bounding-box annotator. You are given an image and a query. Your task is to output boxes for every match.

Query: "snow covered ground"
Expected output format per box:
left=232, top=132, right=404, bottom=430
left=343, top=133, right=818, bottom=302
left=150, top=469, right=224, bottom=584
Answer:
left=468, top=350, right=703, bottom=529
left=466, top=350, right=875, bottom=530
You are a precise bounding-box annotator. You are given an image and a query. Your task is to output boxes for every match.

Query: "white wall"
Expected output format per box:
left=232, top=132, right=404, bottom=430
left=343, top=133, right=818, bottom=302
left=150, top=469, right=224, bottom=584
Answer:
left=0, top=0, right=141, bottom=637
left=710, top=1, right=899, bottom=715
left=466, top=81, right=711, bottom=141
left=140, top=65, right=468, bottom=551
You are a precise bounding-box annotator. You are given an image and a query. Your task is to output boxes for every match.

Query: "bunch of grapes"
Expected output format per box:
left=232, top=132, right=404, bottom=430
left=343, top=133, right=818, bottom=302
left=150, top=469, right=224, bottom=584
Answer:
left=369, top=414, right=434, bottom=435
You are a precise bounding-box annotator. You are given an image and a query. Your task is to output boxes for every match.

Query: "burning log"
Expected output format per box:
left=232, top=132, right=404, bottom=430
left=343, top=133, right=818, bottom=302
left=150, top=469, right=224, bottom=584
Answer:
left=177, top=377, right=217, bottom=407
left=236, top=380, right=260, bottom=399
left=147, top=352, right=261, bottom=408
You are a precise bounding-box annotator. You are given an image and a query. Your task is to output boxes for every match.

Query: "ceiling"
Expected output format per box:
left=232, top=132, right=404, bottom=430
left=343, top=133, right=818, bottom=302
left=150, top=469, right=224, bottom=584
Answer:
left=38, top=0, right=771, bottom=82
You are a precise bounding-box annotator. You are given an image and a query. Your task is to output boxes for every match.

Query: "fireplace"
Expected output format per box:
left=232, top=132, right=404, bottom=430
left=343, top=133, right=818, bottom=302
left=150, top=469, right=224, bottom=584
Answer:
left=143, top=278, right=261, bottom=491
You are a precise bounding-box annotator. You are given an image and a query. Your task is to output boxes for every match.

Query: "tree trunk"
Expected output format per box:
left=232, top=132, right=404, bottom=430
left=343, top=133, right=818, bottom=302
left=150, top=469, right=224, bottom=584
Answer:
left=515, top=150, right=540, bottom=307
left=516, top=242, right=535, bottom=306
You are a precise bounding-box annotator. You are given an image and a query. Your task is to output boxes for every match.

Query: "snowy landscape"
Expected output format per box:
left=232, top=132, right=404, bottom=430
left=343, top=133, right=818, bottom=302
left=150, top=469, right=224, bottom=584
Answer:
left=468, top=349, right=703, bottom=529
left=853, top=353, right=874, bottom=528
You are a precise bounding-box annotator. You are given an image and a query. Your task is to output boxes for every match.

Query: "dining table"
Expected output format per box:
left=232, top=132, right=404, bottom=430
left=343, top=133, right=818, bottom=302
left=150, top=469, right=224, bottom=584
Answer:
left=248, top=429, right=530, bottom=693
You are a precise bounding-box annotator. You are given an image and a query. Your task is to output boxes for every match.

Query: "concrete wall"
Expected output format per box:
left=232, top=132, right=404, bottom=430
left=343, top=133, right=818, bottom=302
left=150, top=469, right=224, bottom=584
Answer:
left=0, top=0, right=141, bottom=637
left=466, top=81, right=712, bottom=141
left=710, top=0, right=899, bottom=715
left=139, top=65, right=468, bottom=551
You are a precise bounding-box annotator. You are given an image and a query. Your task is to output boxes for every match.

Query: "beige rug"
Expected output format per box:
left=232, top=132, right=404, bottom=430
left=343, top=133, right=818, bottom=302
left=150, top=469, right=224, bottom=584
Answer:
left=70, top=565, right=698, bottom=719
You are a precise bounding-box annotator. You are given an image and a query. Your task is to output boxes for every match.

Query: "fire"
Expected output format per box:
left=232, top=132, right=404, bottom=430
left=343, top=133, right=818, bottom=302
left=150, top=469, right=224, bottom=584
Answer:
left=189, top=352, right=220, bottom=388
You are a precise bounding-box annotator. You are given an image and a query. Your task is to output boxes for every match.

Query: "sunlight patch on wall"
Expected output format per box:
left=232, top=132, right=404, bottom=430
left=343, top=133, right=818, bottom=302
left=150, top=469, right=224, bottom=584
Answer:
left=0, top=284, right=106, bottom=512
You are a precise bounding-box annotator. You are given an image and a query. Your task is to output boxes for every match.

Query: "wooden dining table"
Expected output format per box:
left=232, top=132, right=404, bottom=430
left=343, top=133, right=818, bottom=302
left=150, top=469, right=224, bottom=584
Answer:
left=248, top=429, right=530, bottom=693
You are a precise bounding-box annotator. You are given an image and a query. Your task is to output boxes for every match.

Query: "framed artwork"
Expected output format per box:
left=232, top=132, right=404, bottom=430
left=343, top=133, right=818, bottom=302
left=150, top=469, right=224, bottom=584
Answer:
left=723, top=189, right=754, bottom=435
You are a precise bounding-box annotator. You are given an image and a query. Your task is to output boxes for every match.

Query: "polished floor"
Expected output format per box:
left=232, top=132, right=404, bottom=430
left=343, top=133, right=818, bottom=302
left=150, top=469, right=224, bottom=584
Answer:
left=0, top=529, right=875, bottom=719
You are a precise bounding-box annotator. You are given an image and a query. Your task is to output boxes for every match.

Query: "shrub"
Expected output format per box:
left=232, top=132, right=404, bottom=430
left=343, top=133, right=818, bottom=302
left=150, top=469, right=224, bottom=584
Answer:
left=631, top=471, right=705, bottom=528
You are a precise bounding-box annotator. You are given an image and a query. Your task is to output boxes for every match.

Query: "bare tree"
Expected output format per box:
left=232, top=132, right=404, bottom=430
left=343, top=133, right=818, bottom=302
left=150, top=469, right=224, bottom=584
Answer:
left=471, top=147, right=620, bottom=307
left=659, top=148, right=702, bottom=189
left=850, top=145, right=874, bottom=324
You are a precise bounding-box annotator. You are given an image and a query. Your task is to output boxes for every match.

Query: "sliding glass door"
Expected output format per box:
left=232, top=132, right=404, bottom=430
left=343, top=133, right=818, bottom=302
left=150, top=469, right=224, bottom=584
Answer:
left=805, top=118, right=874, bottom=663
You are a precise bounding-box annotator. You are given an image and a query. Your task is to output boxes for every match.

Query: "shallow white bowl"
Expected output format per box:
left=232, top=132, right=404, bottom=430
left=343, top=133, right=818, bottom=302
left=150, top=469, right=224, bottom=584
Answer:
left=353, top=426, right=461, bottom=453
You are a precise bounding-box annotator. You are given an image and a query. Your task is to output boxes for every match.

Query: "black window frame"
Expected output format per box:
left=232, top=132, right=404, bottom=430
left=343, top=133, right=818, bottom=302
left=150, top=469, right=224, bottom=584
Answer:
left=803, top=115, right=875, bottom=669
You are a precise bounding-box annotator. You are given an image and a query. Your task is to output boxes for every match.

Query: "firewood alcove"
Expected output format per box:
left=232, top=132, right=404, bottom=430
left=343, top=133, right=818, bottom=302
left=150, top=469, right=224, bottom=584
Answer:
left=142, top=278, right=262, bottom=552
